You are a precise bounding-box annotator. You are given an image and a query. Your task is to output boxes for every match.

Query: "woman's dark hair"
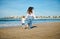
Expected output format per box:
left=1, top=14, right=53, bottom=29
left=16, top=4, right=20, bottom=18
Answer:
left=27, top=7, right=34, bottom=14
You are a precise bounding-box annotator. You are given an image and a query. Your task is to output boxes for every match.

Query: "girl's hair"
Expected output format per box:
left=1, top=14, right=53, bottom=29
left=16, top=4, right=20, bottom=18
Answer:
left=22, top=16, right=25, bottom=18
left=27, top=7, right=34, bottom=14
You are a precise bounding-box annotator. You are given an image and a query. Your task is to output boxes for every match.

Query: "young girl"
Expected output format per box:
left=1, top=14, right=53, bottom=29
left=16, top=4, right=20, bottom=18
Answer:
left=26, top=7, right=36, bottom=29
left=21, top=16, right=26, bottom=29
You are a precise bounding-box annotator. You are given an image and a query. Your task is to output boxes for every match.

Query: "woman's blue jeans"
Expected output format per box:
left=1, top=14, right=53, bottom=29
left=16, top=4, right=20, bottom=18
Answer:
left=27, top=16, right=33, bottom=29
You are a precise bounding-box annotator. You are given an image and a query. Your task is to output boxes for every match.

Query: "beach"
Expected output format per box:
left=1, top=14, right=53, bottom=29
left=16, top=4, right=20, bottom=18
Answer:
left=0, top=22, right=60, bottom=39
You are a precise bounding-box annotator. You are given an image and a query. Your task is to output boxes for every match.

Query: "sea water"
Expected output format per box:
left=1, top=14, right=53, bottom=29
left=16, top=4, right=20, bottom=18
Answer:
left=0, top=19, right=60, bottom=28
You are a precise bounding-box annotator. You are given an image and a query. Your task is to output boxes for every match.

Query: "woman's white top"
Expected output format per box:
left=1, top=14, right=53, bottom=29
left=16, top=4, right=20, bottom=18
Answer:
left=26, top=13, right=36, bottom=19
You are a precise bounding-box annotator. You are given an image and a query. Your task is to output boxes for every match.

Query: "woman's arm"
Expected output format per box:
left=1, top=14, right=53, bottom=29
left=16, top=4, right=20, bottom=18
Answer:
left=25, top=14, right=28, bottom=19
left=33, top=10, right=36, bottom=19
left=32, top=13, right=36, bottom=19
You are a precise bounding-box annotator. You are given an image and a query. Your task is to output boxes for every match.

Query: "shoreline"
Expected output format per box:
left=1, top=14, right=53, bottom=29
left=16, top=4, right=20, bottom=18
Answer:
left=0, top=22, right=60, bottom=39
left=0, top=22, right=60, bottom=29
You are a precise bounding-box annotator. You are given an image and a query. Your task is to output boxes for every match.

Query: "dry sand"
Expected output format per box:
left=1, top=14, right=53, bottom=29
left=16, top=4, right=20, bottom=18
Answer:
left=0, top=22, right=60, bottom=39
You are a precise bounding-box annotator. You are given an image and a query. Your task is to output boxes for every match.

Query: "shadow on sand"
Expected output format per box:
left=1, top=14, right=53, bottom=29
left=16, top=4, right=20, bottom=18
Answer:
left=31, top=26, right=37, bottom=29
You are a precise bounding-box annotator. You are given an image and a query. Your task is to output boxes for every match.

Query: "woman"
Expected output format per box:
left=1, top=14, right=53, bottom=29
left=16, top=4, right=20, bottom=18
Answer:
left=26, top=7, right=35, bottom=29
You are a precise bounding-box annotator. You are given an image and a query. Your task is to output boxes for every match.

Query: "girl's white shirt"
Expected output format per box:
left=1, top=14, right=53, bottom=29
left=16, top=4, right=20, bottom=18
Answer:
left=21, top=18, right=25, bottom=23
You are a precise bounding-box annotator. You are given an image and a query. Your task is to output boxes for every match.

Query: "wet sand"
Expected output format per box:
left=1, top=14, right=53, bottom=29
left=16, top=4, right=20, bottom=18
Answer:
left=0, top=22, right=60, bottom=39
